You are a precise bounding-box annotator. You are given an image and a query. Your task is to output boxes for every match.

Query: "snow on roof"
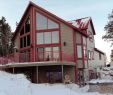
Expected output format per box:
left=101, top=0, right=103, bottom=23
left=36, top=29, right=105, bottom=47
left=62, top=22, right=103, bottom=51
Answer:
left=68, top=17, right=91, bottom=29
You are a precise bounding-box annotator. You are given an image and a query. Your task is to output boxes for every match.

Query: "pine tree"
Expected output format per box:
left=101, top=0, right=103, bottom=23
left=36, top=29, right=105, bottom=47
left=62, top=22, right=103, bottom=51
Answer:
left=0, top=17, right=13, bottom=57
left=102, top=10, right=113, bottom=46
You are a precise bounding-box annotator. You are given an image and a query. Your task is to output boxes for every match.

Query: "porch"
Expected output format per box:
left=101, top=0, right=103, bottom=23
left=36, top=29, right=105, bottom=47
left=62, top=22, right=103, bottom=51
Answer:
left=0, top=51, right=75, bottom=64
left=2, top=61, right=76, bottom=83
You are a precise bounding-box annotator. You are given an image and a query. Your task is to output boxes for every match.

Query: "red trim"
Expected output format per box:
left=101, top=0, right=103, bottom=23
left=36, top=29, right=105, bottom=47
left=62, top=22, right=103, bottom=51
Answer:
left=36, top=28, right=59, bottom=32
left=20, top=46, right=31, bottom=51
left=81, top=36, right=84, bottom=66
left=36, top=44, right=60, bottom=47
left=30, top=7, right=33, bottom=62
left=34, top=9, right=62, bottom=61
left=59, top=24, right=62, bottom=61
left=73, top=31, right=76, bottom=62
left=12, top=1, right=83, bottom=41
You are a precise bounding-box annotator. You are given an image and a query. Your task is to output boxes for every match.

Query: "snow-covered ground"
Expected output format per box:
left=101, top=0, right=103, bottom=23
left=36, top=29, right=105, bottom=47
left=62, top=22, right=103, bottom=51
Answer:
left=0, top=71, right=111, bottom=95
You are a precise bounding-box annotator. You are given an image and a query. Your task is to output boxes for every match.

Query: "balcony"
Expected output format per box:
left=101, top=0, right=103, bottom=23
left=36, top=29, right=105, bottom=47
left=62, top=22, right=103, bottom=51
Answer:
left=0, top=51, right=75, bottom=64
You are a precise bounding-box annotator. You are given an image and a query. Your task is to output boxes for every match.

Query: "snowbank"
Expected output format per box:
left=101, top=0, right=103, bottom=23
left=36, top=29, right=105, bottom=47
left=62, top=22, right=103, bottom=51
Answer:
left=0, top=71, right=108, bottom=95
left=89, top=79, right=113, bottom=84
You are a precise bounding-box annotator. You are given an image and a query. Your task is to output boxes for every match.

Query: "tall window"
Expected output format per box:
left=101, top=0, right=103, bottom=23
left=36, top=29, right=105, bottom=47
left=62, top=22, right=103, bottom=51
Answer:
left=36, top=13, right=59, bottom=45
left=99, top=53, right=102, bottom=60
left=77, top=45, right=82, bottom=58
left=36, top=13, right=47, bottom=30
left=88, top=50, right=91, bottom=60
left=20, top=16, right=30, bottom=48
left=36, top=31, right=59, bottom=44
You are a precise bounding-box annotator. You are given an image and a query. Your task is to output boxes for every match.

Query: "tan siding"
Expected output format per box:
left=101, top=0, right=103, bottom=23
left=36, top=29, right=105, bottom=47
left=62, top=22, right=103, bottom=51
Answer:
left=60, top=23, right=74, bottom=55
left=76, top=32, right=81, bottom=44
left=14, top=36, right=19, bottom=49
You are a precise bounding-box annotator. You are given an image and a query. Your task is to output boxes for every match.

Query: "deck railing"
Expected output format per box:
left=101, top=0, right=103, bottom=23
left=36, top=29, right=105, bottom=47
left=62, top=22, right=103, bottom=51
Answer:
left=0, top=51, right=75, bottom=64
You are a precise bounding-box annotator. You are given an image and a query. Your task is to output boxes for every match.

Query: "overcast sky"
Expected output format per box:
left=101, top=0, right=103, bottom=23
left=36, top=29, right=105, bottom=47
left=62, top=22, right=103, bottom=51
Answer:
left=0, top=0, right=113, bottom=62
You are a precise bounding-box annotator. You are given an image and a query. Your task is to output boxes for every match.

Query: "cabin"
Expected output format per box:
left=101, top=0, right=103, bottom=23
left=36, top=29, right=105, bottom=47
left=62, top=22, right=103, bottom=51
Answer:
left=0, top=2, right=106, bottom=85
left=2, top=2, right=86, bottom=84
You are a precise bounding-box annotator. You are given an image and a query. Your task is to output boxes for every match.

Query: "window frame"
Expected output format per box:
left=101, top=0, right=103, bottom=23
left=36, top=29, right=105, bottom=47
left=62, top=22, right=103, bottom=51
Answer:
left=77, top=44, right=82, bottom=59
left=36, top=12, right=59, bottom=30
left=19, top=16, right=31, bottom=49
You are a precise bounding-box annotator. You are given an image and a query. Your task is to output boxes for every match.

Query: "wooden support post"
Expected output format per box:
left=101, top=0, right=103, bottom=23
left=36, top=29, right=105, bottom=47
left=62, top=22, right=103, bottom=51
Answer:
left=36, top=66, right=39, bottom=83
left=61, top=65, right=64, bottom=83
left=13, top=67, right=15, bottom=74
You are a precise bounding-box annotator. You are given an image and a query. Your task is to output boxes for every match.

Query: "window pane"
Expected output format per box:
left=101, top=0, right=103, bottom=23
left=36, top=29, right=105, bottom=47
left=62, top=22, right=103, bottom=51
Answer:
left=44, top=32, right=51, bottom=44
left=25, top=17, right=30, bottom=33
left=37, top=48, right=44, bottom=61
left=52, top=31, right=59, bottom=43
left=20, top=38, right=23, bottom=48
left=83, top=46, right=87, bottom=58
left=27, top=35, right=30, bottom=46
left=53, top=47, right=59, bottom=60
left=20, top=27, right=24, bottom=36
left=45, top=47, right=51, bottom=61
left=36, top=33, right=44, bottom=44
left=24, top=37, right=26, bottom=47
left=36, top=13, right=47, bottom=30
left=77, top=45, right=82, bottom=58
left=48, top=19, right=59, bottom=29
left=88, top=51, right=91, bottom=59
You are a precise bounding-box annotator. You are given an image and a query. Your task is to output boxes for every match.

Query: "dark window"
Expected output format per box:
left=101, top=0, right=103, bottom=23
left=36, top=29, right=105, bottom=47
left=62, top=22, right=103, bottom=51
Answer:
left=99, top=53, right=101, bottom=60
left=24, top=37, right=26, bottom=47
left=20, top=27, right=24, bottom=35
left=25, top=17, right=30, bottom=33
left=27, top=35, right=30, bottom=46
left=20, top=38, right=24, bottom=48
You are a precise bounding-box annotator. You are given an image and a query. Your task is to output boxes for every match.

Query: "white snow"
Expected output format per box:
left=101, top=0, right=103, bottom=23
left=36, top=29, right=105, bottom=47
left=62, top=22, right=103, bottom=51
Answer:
left=89, top=79, right=113, bottom=84
left=68, top=17, right=90, bottom=29
left=0, top=71, right=110, bottom=95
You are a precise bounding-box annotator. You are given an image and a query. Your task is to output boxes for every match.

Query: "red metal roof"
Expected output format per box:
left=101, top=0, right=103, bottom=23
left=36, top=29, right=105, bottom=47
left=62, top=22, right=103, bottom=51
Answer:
left=68, top=17, right=96, bottom=35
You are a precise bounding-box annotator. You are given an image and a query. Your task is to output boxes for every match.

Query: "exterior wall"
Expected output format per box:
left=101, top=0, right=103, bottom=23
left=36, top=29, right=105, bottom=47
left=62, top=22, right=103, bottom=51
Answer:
left=64, top=66, right=75, bottom=83
left=33, top=7, right=75, bottom=61
left=91, top=51, right=105, bottom=68
left=87, top=23, right=95, bottom=68
left=60, top=23, right=74, bottom=56
left=76, top=32, right=83, bottom=68
left=76, top=32, right=81, bottom=43
left=14, top=36, right=19, bottom=49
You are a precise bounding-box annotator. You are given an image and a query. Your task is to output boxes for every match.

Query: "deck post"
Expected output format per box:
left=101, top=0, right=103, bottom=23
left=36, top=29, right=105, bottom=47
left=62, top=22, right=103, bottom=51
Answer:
left=36, top=66, right=39, bottom=83
left=13, top=67, right=15, bottom=74
left=61, top=65, right=64, bottom=83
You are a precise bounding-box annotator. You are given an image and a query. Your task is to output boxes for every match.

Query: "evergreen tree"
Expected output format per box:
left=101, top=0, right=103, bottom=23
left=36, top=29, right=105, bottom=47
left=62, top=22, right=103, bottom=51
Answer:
left=0, top=17, right=13, bottom=57
left=102, top=10, right=113, bottom=46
